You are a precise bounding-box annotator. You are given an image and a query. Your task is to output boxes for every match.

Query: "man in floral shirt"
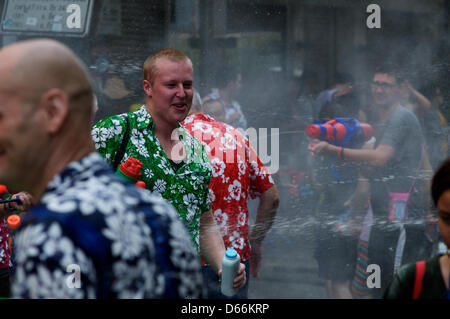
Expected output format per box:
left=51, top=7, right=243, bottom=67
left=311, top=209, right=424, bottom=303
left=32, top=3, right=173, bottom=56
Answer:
left=183, top=98, right=279, bottom=298
left=92, top=48, right=246, bottom=292
left=0, top=39, right=203, bottom=298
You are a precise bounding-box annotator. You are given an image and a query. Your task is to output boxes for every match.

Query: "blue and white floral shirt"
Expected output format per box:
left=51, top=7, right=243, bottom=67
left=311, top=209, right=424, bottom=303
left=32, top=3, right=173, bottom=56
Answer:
left=11, top=153, right=202, bottom=299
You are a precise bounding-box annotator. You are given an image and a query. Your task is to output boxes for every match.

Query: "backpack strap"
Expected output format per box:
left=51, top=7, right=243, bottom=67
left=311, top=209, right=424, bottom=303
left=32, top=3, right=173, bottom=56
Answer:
left=112, top=115, right=130, bottom=171
left=412, top=260, right=426, bottom=299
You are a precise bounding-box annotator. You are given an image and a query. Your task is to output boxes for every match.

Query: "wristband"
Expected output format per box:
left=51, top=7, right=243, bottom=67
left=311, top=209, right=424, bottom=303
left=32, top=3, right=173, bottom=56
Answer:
left=336, top=146, right=342, bottom=160
left=340, top=147, right=345, bottom=160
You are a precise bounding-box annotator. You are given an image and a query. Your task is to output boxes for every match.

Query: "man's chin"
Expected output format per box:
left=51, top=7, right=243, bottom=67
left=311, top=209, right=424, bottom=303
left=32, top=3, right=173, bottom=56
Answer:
left=374, top=100, right=389, bottom=108
left=173, top=110, right=189, bottom=123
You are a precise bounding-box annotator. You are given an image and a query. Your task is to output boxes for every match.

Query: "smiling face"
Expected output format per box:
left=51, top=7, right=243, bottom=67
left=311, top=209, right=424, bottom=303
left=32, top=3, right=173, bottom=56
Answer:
left=144, top=58, right=193, bottom=129
left=371, top=72, right=398, bottom=109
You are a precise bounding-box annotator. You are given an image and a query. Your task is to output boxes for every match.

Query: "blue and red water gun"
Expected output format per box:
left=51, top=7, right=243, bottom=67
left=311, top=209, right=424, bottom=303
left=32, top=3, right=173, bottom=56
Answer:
left=306, top=118, right=373, bottom=151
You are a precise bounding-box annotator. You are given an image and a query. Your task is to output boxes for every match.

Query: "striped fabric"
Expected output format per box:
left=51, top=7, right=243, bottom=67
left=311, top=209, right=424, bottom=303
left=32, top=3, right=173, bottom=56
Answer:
left=352, top=239, right=371, bottom=292
left=351, top=206, right=373, bottom=293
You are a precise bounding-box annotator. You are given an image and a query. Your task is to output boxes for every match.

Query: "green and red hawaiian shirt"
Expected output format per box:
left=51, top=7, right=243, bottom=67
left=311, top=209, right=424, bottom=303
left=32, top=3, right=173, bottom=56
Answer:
left=92, top=106, right=212, bottom=251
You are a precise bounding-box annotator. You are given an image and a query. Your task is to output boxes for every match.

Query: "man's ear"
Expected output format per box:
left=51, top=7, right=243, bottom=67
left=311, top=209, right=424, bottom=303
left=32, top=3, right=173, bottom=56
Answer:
left=143, top=79, right=152, bottom=97
left=39, top=88, right=69, bottom=134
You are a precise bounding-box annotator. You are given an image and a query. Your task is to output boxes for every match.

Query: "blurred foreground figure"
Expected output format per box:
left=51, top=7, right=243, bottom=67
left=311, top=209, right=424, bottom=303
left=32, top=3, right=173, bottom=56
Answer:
left=384, top=158, right=450, bottom=299
left=0, top=39, right=202, bottom=298
left=183, top=98, right=279, bottom=298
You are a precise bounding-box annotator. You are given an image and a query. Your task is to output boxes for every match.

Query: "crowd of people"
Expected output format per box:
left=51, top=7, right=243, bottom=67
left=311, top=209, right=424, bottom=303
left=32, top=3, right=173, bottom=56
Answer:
left=0, top=37, right=448, bottom=299
left=303, top=64, right=449, bottom=298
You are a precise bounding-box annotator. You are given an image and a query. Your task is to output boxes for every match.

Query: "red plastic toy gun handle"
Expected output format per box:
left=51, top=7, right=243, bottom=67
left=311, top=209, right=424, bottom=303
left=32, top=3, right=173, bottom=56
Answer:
left=116, top=157, right=147, bottom=189
left=119, top=157, right=143, bottom=180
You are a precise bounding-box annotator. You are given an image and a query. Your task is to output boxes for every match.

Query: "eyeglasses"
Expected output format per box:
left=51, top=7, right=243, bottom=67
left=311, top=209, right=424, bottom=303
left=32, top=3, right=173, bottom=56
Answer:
left=371, top=81, right=396, bottom=90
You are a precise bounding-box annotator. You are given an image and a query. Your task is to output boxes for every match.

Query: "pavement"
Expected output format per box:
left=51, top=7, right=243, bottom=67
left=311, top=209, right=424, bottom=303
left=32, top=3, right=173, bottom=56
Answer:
left=247, top=173, right=328, bottom=299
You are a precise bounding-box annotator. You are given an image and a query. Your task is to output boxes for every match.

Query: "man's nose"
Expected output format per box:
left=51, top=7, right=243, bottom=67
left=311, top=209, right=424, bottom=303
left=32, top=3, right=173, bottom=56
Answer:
left=373, top=86, right=383, bottom=94
left=175, top=84, right=186, bottom=98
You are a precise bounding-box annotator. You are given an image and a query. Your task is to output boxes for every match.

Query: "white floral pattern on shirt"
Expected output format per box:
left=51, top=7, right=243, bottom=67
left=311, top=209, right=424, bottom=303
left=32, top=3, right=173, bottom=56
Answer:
left=11, top=153, right=202, bottom=298
left=183, top=113, right=274, bottom=262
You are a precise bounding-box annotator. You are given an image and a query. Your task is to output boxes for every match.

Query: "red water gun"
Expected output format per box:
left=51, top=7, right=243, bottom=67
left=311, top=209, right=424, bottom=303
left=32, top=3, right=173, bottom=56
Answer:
left=116, top=157, right=146, bottom=189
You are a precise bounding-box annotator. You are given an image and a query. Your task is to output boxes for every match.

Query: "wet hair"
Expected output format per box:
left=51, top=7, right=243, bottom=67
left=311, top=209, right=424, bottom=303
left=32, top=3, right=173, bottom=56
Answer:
left=420, top=81, right=443, bottom=101
left=318, top=92, right=360, bottom=121
left=431, top=158, right=450, bottom=206
left=143, top=48, right=192, bottom=83
left=333, top=72, right=354, bottom=85
left=373, top=62, right=402, bottom=84
left=214, top=64, right=240, bottom=89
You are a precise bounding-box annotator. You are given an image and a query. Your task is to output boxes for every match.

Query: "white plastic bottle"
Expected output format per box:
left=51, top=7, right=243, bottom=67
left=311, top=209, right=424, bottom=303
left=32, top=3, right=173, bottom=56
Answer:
left=221, top=248, right=240, bottom=297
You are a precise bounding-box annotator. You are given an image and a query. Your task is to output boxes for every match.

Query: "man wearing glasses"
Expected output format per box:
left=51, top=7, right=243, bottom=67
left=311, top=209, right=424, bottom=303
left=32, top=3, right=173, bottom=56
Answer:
left=310, top=65, right=434, bottom=298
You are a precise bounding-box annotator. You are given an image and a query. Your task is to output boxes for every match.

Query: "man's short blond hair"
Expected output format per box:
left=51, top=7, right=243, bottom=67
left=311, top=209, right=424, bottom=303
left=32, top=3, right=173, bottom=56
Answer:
left=143, top=48, right=192, bottom=83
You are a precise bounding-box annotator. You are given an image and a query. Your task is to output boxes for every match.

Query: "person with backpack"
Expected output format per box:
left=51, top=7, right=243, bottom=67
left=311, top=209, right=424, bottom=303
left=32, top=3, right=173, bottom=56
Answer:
left=383, top=157, right=450, bottom=299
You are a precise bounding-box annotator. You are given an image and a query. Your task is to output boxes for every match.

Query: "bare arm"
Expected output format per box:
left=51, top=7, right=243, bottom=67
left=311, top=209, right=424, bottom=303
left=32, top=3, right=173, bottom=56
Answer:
left=408, top=82, right=431, bottom=112
left=249, top=185, right=279, bottom=277
left=199, top=209, right=247, bottom=290
left=310, top=142, right=395, bottom=167
left=199, top=209, right=226, bottom=273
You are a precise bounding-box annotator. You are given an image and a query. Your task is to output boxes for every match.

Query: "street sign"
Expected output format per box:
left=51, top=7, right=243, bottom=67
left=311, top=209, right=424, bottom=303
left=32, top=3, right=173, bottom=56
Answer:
left=1, top=0, right=93, bottom=37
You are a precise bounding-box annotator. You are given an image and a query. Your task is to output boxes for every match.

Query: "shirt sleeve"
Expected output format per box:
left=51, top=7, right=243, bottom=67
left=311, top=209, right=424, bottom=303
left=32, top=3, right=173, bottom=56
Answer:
left=11, top=221, right=95, bottom=298
left=91, top=115, right=128, bottom=167
left=378, top=108, right=423, bottom=149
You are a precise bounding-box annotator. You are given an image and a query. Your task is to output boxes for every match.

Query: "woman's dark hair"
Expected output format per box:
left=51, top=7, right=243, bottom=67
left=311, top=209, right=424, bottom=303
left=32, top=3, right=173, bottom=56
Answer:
left=317, top=92, right=360, bottom=121
left=431, top=158, right=450, bottom=206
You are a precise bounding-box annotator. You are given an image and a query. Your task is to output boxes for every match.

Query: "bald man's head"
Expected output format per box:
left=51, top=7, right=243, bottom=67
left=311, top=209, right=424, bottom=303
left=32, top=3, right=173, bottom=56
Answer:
left=0, top=39, right=94, bottom=117
left=0, top=39, right=97, bottom=197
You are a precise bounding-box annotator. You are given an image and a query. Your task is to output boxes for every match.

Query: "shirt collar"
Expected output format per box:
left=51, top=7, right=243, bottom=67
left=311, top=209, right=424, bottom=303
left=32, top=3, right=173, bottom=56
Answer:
left=44, top=152, right=106, bottom=195
left=135, top=105, right=153, bottom=130
left=185, top=112, right=215, bottom=123
left=137, top=105, right=187, bottom=132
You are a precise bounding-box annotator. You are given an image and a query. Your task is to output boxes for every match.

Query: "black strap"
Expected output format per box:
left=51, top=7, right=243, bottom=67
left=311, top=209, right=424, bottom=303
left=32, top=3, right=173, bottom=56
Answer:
left=112, top=115, right=130, bottom=171
left=168, top=158, right=184, bottom=172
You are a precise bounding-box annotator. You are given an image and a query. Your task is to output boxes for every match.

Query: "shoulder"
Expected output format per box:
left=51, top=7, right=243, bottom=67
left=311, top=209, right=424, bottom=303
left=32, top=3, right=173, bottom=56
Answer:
left=180, top=124, right=209, bottom=153
left=93, top=112, right=128, bottom=129
left=391, top=106, right=420, bottom=125
left=93, top=106, right=148, bottom=130
left=39, top=154, right=186, bottom=235
left=383, top=261, right=416, bottom=299
left=40, top=155, right=136, bottom=216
